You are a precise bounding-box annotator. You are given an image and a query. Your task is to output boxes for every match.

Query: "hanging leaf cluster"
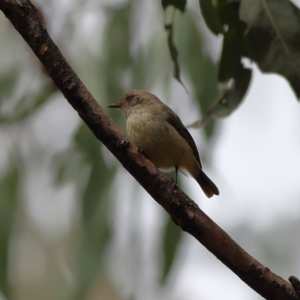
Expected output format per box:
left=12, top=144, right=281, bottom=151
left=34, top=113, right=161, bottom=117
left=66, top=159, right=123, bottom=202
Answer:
left=162, top=0, right=300, bottom=127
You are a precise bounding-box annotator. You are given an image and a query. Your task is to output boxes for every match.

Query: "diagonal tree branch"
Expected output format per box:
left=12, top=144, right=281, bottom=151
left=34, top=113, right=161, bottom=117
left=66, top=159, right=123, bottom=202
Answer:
left=0, top=1, right=298, bottom=299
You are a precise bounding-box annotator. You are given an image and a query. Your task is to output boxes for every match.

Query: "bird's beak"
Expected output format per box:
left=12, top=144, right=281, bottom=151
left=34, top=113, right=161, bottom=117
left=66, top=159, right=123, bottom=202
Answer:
left=107, top=103, right=121, bottom=108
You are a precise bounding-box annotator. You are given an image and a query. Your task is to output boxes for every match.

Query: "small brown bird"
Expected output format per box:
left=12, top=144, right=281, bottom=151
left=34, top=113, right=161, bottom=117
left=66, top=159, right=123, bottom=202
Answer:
left=108, top=89, right=219, bottom=198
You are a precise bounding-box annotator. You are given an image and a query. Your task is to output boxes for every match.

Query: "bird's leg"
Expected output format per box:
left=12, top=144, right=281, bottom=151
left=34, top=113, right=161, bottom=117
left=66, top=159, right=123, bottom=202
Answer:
left=172, top=166, right=179, bottom=188
left=137, top=146, right=151, bottom=160
left=137, top=146, right=143, bottom=153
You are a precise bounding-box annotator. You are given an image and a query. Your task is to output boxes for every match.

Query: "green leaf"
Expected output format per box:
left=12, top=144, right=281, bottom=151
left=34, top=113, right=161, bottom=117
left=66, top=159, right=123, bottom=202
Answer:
left=161, top=0, right=187, bottom=12
left=131, top=36, right=171, bottom=89
left=0, top=71, right=16, bottom=98
left=102, top=3, right=133, bottom=105
left=161, top=0, right=188, bottom=92
left=0, top=164, right=19, bottom=298
left=165, top=23, right=188, bottom=92
left=0, top=88, right=56, bottom=124
left=218, top=0, right=249, bottom=79
left=199, top=0, right=223, bottom=35
left=192, top=1, right=252, bottom=126
left=198, top=64, right=252, bottom=126
left=160, top=216, right=182, bottom=284
left=70, top=123, right=116, bottom=300
left=176, top=11, right=219, bottom=138
left=240, top=0, right=300, bottom=99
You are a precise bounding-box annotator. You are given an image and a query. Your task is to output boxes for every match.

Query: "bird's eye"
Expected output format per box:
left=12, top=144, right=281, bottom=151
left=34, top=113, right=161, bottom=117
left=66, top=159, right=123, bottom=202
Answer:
left=126, top=96, right=133, bottom=101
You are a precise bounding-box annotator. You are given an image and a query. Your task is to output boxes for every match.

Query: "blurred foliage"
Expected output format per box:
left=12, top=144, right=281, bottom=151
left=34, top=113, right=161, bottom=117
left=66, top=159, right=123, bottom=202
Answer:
left=164, top=0, right=252, bottom=130
left=162, top=1, right=188, bottom=92
left=0, top=162, right=19, bottom=299
left=195, top=0, right=252, bottom=127
left=165, top=0, right=300, bottom=128
left=0, top=88, right=57, bottom=124
left=162, top=0, right=187, bottom=12
left=102, top=4, right=132, bottom=104
left=175, top=9, right=219, bottom=138
left=56, top=124, right=117, bottom=300
left=0, top=0, right=300, bottom=299
left=240, top=0, right=300, bottom=98
left=198, top=0, right=223, bottom=35
left=0, top=71, right=16, bottom=100
left=160, top=216, right=182, bottom=284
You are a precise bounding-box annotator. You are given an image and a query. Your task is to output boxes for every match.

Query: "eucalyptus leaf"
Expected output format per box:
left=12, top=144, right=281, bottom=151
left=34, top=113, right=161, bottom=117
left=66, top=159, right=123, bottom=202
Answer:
left=240, top=0, right=300, bottom=98
left=0, top=88, right=56, bottom=124
left=191, top=1, right=252, bottom=127
left=0, top=164, right=19, bottom=299
left=102, top=3, right=133, bottom=105
left=72, top=124, right=116, bottom=300
left=194, top=64, right=252, bottom=127
left=160, top=216, right=182, bottom=284
left=161, top=0, right=188, bottom=91
left=161, top=0, right=187, bottom=12
left=0, top=71, right=16, bottom=98
left=176, top=11, right=219, bottom=138
left=165, top=23, right=188, bottom=93
left=199, top=0, right=223, bottom=35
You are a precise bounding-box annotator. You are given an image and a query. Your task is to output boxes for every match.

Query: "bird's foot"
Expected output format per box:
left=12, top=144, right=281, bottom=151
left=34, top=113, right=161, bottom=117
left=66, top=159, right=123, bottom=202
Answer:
left=171, top=179, right=178, bottom=189
left=137, top=147, right=151, bottom=160
left=137, top=146, right=144, bottom=153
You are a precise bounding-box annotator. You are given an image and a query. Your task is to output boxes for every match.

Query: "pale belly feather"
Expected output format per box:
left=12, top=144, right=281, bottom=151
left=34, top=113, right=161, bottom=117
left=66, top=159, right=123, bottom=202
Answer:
left=126, top=110, right=195, bottom=172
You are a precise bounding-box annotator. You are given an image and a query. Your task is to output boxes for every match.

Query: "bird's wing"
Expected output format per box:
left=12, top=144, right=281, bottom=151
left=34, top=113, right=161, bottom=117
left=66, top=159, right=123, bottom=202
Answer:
left=166, top=109, right=202, bottom=169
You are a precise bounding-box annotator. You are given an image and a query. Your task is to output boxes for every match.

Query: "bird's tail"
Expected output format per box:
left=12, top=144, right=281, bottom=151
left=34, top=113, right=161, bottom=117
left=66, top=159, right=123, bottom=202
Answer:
left=195, top=170, right=219, bottom=198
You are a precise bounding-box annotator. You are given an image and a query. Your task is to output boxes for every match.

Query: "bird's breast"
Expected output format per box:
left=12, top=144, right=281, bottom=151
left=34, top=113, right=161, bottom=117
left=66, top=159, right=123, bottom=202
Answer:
left=127, top=110, right=162, bottom=149
left=126, top=110, right=194, bottom=170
